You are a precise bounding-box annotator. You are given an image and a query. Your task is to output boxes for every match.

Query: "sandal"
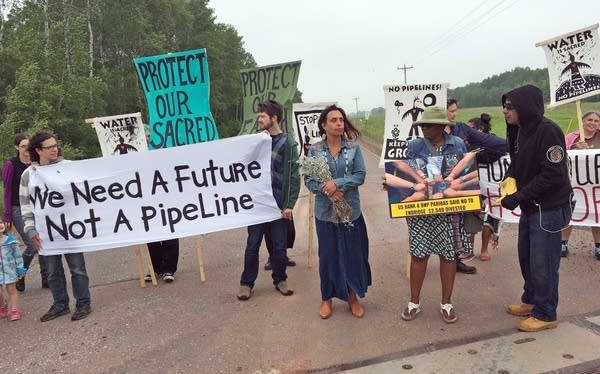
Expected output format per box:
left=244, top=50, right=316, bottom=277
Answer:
left=440, top=303, right=458, bottom=323
left=479, top=252, right=491, bottom=261
left=401, top=302, right=421, bottom=321
left=459, top=252, right=475, bottom=261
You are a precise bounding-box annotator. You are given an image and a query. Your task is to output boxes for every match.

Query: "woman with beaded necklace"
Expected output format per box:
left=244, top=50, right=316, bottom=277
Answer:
left=304, top=105, right=371, bottom=319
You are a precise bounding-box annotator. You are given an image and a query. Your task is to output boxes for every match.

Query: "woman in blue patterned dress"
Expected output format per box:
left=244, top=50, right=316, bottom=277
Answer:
left=400, top=106, right=471, bottom=324
left=304, top=105, right=371, bottom=319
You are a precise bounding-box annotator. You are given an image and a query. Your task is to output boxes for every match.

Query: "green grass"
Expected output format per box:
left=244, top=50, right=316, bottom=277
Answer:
left=354, top=102, right=600, bottom=143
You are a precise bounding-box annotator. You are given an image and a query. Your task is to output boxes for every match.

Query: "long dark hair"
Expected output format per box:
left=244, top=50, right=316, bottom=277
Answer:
left=27, top=131, right=56, bottom=163
left=317, top=104, right=361, bottom=140
left=14, top=133, right=28, bottom=156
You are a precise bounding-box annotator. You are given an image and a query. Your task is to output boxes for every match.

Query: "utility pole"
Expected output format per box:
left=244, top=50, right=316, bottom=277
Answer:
left=352, top=97, right=359, bottom=118
left=397, top=64, right=413, bottom=85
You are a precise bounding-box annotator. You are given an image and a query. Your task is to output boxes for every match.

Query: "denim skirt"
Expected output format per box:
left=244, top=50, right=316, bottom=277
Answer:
left=316, top=214, right=371, bottom=301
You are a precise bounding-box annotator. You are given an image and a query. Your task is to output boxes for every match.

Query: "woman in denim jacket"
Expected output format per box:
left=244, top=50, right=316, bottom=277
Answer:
left=304, top=105, right=371, bottom=319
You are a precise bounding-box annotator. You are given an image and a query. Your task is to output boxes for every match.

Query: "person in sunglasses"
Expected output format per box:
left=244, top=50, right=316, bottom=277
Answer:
left=500, top=85, right=573, bottom=332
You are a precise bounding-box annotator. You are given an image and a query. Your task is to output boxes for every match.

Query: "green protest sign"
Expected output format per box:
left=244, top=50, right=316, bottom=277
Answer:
left=238, top=61, right=301, bottom=134
left=134, top=48, right=219, bottom=149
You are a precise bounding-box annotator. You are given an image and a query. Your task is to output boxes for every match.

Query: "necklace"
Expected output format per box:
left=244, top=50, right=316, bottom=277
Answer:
left=328, top=142, right=342, bottom=159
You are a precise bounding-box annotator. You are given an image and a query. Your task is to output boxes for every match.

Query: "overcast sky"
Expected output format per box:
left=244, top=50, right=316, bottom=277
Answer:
left=209, top=0, right=600, bottom=112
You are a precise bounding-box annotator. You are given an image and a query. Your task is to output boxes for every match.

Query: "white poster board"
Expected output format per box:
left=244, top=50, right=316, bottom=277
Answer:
left=536, top=24, right=600, bottom=107
left=28, top=134, right=280, bottom=254
left=380, top=83, right=449, bottom=166
left=93, top=112, right=148, bottom=156
left=291, top=102, right=335, bottom=157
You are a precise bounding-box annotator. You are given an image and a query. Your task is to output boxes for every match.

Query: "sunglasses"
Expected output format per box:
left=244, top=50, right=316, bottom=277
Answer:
left=420, top=124, right=438, bottom=129
left=503, top=102, right=515, bottom=110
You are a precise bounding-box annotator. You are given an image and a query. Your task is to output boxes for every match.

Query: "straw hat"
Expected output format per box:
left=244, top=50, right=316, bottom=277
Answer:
left=413, top=106, right=454, bottom=127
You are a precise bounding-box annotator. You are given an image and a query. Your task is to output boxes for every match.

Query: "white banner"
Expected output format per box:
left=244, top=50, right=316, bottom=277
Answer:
left=479, top=149, right=600, bottom=226
left=380, top=83, right=449, bottom=166
left=291, top=102, right=335, bottom=157
left=28, top=134, right=280, bottom=254
left=536, top=24, right=600, bottom=106
left=93, top=112, right=148, bottom=156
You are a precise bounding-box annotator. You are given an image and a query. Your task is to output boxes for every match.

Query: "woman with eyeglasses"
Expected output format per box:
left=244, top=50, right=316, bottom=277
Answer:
left=2, top=134, right=48, bottom=292
left=562, top=111, right=600, bottom=259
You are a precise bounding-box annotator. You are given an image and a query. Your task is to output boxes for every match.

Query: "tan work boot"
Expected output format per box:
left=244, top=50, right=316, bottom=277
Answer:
left=518, top=317, right=558, bottom=332
left=275, top=281, right=293, bottom=296
left=506, top=303, right=534, bottom=316
left=237, top=285, right=252, bottom=301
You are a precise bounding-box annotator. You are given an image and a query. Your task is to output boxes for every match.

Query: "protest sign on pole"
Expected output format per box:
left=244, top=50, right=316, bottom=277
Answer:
left=536, top=24, right=600, bottom=107
left=290, top=101, right=335, bottom=267
left=291, top=102, right=335, bottom=157
left=133, top=48, right=219, bottom=149
left=28, top=134, right=279, bottom=255
left=89, top=112, right=154, bottom=285
left=380, top=84, right=449, bottom=167
left=92, top=112, right=147, bottom=157
left=238, top=61, right=301, bottom=135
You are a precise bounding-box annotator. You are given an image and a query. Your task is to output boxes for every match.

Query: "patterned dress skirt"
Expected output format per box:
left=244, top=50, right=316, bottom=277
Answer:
left=406, top=213, right=473, bottom=261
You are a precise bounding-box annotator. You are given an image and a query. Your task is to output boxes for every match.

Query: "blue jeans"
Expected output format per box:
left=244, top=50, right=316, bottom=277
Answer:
left=11, top=206, right=47, bottom=277
left=518, top=204, right=572, bottom=321
left=240, top=218, right=289, bottom=288
left=45, top=253, right=91, bottom=309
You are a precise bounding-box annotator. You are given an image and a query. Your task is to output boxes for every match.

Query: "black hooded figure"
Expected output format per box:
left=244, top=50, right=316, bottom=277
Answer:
left=113, top=133, right=138, bottom=154
left=500, top=84, right=573, bottom=332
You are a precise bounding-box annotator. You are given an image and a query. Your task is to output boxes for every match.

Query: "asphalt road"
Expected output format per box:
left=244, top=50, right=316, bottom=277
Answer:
left=2, top=137, right=600, bottom=373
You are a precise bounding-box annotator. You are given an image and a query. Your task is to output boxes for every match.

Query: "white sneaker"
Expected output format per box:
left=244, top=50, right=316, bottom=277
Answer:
left=162, top=273, right=175, bottom=282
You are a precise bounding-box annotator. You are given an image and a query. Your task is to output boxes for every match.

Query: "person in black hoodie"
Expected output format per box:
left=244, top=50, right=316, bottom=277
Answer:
left=500, top=85, right=573, bottom=332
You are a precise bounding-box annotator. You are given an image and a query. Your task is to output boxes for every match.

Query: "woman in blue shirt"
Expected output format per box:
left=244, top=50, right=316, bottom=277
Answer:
left=304, top=105, right=371, bottom=319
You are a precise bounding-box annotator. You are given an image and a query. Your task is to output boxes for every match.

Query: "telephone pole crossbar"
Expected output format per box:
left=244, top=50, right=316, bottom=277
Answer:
left=397, top=64, right=413, bottom=85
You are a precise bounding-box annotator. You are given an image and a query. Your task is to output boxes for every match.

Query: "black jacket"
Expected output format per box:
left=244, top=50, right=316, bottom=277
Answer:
left=502, top=85, right=572, bottom=213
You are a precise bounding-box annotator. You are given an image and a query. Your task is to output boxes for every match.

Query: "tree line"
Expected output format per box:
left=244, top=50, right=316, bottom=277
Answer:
left=0, top=0, right=256, bottom=161
left=449, top=66, right=600, bottom=108
left=369, top=66, right=600, bottom=116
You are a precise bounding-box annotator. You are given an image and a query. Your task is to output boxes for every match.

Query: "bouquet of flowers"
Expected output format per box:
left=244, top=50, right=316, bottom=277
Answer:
left=298, top=156, right=353, bottom=225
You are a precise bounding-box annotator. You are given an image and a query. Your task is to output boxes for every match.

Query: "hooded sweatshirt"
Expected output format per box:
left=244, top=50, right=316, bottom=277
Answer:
left=502, top=85, right=572, bottom=213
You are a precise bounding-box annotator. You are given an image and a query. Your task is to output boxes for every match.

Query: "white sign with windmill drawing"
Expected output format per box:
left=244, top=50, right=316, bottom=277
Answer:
left=536, top=24, right=600, bottom=106
left=379, top=83, right=448, bottom=167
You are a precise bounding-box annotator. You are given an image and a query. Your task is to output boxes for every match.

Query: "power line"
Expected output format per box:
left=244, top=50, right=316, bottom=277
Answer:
left=414, top=0, right=518, bottom=64
left=417, top=0, right=495, bottom=55
left=415, top=0, right=509, bottom=63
